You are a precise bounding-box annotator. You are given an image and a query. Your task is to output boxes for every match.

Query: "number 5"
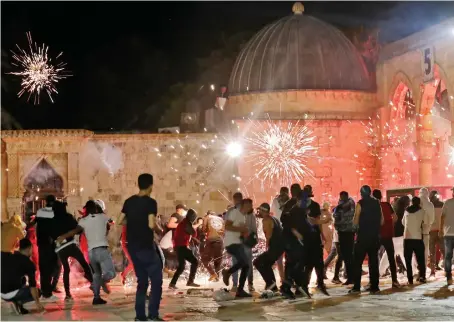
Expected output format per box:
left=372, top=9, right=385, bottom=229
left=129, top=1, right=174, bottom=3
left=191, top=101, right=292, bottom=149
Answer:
left=424, top=48, right=431, bottom=75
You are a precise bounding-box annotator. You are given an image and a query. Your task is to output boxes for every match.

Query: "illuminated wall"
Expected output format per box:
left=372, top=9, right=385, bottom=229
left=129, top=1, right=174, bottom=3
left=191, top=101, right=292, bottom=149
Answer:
left=236, top=119, right=377, bottom=207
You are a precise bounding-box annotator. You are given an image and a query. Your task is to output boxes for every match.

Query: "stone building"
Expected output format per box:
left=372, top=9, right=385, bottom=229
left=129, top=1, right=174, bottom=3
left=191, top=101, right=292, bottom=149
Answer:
left=1, top=2, right=454, bottom=221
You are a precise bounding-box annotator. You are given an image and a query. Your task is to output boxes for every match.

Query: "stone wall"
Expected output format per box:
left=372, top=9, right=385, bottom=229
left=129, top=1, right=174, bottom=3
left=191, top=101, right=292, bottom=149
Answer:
left=79, top=133, right=238, bottom=220
left=0, top=131, right=238, bottom=222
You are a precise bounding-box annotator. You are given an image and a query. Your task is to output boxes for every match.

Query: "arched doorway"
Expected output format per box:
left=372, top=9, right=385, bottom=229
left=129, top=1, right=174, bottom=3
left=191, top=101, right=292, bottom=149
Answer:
left=22, top=158, right=64, bottom=218
left=381, top=82, right=418, bottom=188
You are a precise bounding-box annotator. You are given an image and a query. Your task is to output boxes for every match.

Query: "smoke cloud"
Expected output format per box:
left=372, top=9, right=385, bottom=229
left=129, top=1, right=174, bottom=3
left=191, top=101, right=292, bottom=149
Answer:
left=82, top=141, right=124, bottom=176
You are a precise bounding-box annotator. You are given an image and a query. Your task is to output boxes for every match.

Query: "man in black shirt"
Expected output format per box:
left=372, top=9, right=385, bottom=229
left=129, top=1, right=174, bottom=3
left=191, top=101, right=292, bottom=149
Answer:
left=1, top=238, right=45, bottom=314
left=302, top=185, right=329, bottom=296
left=349, top=185, right=384, bottom=294
left=119, top=173, right=163, bottom=321
left=35, top=195, right=60, bottom=301
left=280, top=184, right=311, bottom=299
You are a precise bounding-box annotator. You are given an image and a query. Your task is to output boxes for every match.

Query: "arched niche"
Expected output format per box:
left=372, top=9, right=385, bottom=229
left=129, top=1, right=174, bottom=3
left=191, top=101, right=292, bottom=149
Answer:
left=22, top=158, right=65, bottom=215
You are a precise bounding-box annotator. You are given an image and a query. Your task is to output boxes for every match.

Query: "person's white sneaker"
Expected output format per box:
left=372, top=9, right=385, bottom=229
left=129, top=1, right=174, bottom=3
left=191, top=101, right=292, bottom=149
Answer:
left=40, top=295, right=59, bottom=302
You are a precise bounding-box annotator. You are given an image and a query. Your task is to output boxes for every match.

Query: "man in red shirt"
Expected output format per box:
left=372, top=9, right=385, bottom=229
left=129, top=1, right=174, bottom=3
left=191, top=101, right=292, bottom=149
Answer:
left=373, top=189, right=400, bottom=288
left=168, top=209, right=202, bottom=289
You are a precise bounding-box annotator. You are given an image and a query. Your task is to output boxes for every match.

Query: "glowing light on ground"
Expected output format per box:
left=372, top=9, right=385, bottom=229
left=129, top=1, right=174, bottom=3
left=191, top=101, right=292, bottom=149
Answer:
left=8, top=32, right=71, bottom=104
left=244, top=119, right=318, bottom=187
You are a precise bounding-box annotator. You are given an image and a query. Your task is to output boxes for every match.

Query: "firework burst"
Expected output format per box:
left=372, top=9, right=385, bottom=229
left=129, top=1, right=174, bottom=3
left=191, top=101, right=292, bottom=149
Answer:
left=244, top=119, right=318, bottom=187
left=8, top=32, right=71, bottom=104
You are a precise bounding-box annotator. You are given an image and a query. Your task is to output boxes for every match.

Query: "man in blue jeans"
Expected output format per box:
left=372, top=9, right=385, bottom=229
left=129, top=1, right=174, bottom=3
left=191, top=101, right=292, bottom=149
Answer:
left=119, top=173, right=163, bottom=321
left=441, top=187, right=454, bottom=286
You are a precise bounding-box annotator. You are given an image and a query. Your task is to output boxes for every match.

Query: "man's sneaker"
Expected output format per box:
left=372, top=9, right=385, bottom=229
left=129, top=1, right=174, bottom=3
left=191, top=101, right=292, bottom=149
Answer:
left=331, top=278, right=342, bottom=284
left=102, top=281, right=111, bottom=294
left=235, top=289, right=252, bottom=298
left=148, top=316, right=165, bottom=321
left=222, top=270, right=230, bottom=287
left=280, top=286, right=296, bottom=300
left=392, top=281, right=401, bottom=288
left=447, top=278, right=453, bottom=286
left=348, top=288, right=361, bottom=294
left=230, top=286, right=238, bottom=293
left=186, top=282, right=200, bottom=287
left=41, top=295, right=59, bottom=302
left=65, top=294, right=73, bottom=301
left=419, top=277, right=427, bottom=284
left=317, top=285, right=330, bottom=296
left=168, top=284, right=178, bottom=290
left=135, top=318, right=147, bottom=321
left=369, top=288, right=380, bottom=295
left=363, top=284, right=371, bottom=292
left=248, top=285, right=255, bottom=292
left=297, top=286, right=312, bottom=299
left=208, top=274, right=219, bottom=282
left=92, top=297, right=107, bottom=305
left=11, top=302, right=28, bottom=315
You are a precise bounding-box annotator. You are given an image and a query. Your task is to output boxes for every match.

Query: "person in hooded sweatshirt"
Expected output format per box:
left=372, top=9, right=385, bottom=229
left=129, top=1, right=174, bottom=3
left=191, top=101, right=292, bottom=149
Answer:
left=349, top=185, right=383, bottom=294
left=402, top=197, right=427, bottom=284
left=419, top=188, right=435, bottom=273
left=35, top=195, right=60, bottom=301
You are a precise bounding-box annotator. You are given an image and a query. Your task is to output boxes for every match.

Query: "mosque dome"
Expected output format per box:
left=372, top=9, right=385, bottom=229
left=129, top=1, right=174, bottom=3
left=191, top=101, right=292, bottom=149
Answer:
left=228, top=2, right=371, bottom=95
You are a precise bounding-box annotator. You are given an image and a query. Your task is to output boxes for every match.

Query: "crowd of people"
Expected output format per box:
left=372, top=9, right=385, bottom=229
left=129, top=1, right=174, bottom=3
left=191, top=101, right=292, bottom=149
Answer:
left=1, top=172, right=454, bottom=322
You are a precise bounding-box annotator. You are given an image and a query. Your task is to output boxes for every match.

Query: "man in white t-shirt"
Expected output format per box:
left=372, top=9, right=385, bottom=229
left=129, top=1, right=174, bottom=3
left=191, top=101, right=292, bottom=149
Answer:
left=78, top=200, right=116, bottom=305
left=222, top=198, right=252, bottom=298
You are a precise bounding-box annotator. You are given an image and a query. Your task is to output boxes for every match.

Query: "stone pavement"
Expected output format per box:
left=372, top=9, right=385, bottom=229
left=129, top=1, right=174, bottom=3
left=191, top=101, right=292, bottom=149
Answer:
left=2, top=270, right=454, bottom=321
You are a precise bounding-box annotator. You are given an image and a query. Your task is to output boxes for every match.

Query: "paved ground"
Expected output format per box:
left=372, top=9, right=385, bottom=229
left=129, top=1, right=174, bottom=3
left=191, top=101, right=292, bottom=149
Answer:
left=2, top=269, right=454, bottom=321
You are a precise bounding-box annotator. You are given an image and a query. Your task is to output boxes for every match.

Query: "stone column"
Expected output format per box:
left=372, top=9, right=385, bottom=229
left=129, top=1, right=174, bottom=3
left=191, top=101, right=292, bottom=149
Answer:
left=418, top=113, right=433, bottom=186
left=67, top=152, right=82, bottom=215
left=6, top=153, right=22, bottom=218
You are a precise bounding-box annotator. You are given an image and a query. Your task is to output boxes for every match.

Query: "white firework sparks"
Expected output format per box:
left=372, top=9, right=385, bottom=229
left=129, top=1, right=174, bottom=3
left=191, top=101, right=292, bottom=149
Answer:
left=245, top=120, right=318, bottom=187
left=8, top=32, right=71, bottom=104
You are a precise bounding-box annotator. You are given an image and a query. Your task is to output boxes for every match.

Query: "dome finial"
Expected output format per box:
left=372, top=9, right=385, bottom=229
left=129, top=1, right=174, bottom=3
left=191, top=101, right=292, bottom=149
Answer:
left=292, top=2, right=304, bottom=15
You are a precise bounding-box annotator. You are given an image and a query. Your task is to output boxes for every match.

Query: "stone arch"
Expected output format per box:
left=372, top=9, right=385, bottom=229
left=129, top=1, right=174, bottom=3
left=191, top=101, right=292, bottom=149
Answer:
left=20, top=155, right=68, bottom=197
left=379, top=71, right=419, bottom=188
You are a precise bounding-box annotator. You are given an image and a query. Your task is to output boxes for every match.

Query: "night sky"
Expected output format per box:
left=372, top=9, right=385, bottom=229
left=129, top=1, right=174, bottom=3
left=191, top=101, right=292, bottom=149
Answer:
left=2, top=1, right=454, bottom=131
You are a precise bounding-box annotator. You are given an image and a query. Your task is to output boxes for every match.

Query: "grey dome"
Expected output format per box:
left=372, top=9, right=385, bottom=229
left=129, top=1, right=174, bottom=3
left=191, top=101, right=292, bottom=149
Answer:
left=229, top=8, right=371, bottom=95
